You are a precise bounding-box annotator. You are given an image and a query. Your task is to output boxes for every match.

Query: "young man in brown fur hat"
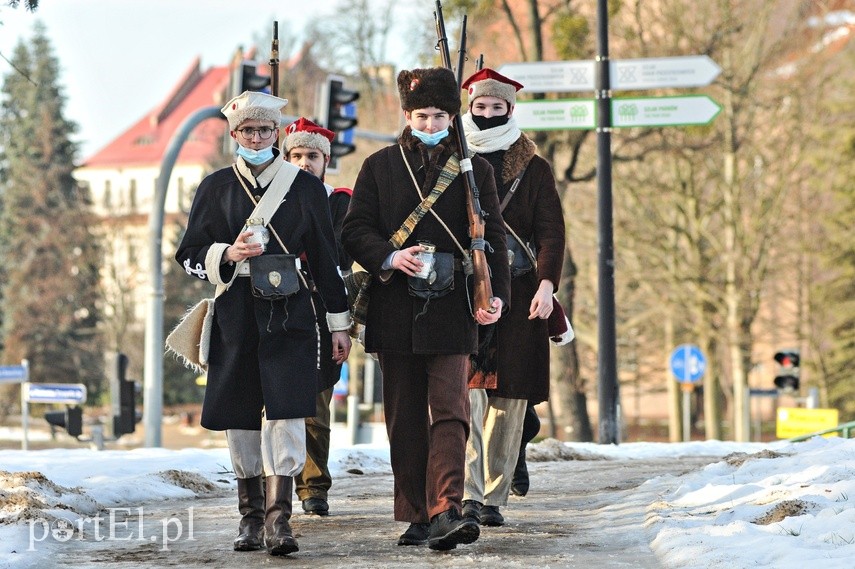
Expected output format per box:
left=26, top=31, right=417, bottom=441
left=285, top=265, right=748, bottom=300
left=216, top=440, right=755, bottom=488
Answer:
left=342, top=67, right=511, bottom=551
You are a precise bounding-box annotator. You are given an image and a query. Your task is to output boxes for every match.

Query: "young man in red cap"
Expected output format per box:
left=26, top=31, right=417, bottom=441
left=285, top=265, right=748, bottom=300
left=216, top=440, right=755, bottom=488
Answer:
left=283, top=117, right=353, bottom=518
left=459, top=68, right=566, bottom=527
left=342, top=67, right=511, bottom=550
left=175, top=91, right=352, bottom=556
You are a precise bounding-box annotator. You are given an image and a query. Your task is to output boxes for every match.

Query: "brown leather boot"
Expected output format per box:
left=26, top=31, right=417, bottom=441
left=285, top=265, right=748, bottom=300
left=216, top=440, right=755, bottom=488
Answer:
left=233, top=476, right=265, bottom=551
left=264, top=475, right=299, bottom=555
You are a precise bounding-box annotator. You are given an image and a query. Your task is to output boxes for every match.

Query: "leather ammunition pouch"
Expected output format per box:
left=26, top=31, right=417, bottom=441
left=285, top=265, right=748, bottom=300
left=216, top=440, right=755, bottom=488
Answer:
left=408, top=252, right=456, bottom=300
left=507, top=238, right=536, bottom=278
left=249, top=254, right=301, bottom=301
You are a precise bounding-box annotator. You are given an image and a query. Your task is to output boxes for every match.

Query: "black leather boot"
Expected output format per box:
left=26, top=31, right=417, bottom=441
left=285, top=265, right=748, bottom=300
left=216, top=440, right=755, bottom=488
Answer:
left=264, top=475, right=299, bottom=555
left=512, top=405, right=539, bottom=497
left=510, top=443, right=530, bottom=497
left=428, top=508, right=480, bottom=551
left=233, top=475, right=265, bottom=551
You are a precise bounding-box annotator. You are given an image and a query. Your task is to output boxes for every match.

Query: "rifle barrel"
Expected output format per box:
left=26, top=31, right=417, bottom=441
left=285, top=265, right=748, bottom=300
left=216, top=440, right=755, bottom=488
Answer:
left=434, top=1, right=495, bottom=314
left=270, top=21, right=280, bottom=98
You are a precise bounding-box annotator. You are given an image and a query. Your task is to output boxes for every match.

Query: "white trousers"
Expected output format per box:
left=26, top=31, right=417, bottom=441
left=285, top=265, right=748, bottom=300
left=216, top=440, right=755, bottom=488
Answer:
left=463, top=388, right=526, bottom=506
left=226, top=417, right=307, bottom=478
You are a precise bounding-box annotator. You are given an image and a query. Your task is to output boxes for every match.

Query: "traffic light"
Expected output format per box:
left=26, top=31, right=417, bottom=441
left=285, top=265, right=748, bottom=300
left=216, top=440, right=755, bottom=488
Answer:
left=109, top=352, right=136, bottom=436
left=773, top=350, right=800, bottom=392
left=317, top=74, right=360, bottom=171
left=44, top=406, right=83, bottom=438
left=238, top=60, right=271, bottom=94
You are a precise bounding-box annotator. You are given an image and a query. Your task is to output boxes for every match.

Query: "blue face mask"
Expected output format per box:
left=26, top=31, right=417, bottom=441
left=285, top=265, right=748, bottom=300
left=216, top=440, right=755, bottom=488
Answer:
left=236, top=145, right=274, bottom=165
left=411, top=127, right=449, bottom=147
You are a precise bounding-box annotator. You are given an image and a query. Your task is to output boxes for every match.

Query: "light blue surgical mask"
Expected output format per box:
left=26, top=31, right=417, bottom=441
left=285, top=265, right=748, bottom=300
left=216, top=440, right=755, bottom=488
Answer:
left=411, top=127, right=449, bottom=147
left=236, top=145, right=274, bottom=165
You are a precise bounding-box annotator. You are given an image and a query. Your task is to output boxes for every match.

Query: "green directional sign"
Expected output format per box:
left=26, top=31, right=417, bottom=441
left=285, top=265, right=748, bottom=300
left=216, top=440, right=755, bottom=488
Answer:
left=512, top=99, right=597, bottom=131
left=514, top=95, right=720, bottom=131
left=611, top=95, right=721, bottom=127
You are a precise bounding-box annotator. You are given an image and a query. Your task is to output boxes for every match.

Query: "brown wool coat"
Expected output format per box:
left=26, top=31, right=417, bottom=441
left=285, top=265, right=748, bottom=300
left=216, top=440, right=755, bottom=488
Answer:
left=486, top=134, right=565, bottom=403
left=342, top=128, right=511, bottom=355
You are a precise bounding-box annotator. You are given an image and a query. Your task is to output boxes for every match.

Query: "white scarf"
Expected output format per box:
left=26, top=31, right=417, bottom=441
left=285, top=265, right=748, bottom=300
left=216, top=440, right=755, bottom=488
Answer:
left=462, top=112, right=521, bottom=154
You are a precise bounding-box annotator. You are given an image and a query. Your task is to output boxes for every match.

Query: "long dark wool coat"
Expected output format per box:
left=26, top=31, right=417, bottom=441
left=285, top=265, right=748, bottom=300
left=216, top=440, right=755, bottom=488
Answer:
left=316, top=186, right=353, bottom=393
left=342, top=128, right=511, bottom=355
left=481, top=134, right=565, bottom=404
left=175, top=155, right=348, bottom=430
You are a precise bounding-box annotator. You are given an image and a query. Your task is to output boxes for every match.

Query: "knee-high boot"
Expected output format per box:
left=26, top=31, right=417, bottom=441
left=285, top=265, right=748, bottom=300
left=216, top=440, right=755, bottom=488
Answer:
left=233, top=476, right=265, bottom=551
left=264, top=475, right=299, bottom=555
left=511, top=443, right=530, bottom=496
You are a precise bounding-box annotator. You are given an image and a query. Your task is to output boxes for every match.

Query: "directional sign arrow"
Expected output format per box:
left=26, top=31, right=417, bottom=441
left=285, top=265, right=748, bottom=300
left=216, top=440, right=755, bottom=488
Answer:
left=24, top=383, right=87, bottom=404
left=498, top=61, right=596, bottom=92
left=499, top=55, right=720, bottom=93
left=513, top=99, right=597, bottom=130
left=610, top=55, right=721, bottom=91
left=0, top=365, right=27, bottom=383
left=612, top=95, right=721, bottom=127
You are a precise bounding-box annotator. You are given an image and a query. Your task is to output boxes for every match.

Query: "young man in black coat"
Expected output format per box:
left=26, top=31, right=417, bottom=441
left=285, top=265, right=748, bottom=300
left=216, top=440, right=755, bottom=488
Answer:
left=175, top=92, right=352, bottom=556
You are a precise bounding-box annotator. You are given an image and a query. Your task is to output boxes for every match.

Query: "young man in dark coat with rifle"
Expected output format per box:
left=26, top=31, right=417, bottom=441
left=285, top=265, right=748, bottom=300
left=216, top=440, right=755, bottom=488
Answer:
left=175, top=91, right=352, bottom=556
left=342, top=67, right=511, bottom=551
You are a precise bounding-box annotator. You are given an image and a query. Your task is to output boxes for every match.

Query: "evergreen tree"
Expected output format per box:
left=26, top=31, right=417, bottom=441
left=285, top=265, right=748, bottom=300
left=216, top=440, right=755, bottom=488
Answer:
left=0, top=23, right=104, bottom=407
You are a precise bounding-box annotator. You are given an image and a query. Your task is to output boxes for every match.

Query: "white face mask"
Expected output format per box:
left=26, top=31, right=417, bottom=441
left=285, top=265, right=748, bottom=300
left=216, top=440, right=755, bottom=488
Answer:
left=236, top=144, right=274, bottom=165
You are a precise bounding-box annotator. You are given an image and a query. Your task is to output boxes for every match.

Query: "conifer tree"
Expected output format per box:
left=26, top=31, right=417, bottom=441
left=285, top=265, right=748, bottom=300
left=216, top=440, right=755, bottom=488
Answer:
left=0, top=23, right=104, bottom=404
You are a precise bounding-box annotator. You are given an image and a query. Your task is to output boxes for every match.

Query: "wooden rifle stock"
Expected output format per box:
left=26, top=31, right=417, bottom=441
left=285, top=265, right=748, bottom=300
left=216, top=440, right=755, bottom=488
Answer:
left=434, top=1, right=495, bottom=315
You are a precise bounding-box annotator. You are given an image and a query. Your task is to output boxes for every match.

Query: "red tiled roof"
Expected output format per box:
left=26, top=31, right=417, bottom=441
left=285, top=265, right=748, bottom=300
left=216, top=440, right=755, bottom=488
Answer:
left=82, top=57, right=230, bottom=167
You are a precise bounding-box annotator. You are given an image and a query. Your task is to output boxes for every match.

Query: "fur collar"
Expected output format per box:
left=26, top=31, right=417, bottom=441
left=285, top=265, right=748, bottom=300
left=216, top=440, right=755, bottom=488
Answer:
left=398, top=127, right=457, bottom=192
left=499, top=133, right=537, bottom=186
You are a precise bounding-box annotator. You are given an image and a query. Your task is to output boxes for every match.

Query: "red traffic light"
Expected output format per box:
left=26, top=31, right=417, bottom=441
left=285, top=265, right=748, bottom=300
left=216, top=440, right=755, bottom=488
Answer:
left=773, top=351, right=799, bottom=368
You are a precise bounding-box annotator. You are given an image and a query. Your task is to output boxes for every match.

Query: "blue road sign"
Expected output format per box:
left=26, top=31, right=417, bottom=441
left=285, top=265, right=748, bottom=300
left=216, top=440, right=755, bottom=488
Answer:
left=670, top=344, right=706, bottom=383
left=0, top=365, right=28, bottom=383
left=333, top=362, right=349, bottom=397
left=24, top=383, right=87, bottom=404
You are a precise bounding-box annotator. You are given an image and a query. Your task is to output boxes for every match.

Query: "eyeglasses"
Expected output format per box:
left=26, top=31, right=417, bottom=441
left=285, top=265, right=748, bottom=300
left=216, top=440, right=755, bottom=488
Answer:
left=237, top=127, right=276, bottom=140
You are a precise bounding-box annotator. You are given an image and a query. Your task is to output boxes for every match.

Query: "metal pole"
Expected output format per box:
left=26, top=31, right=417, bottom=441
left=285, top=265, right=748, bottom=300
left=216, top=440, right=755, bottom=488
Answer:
left=144, top=106, right=224, bottom=447
left=20, top=359, right=29, bottom=450
left=682, top=388, right=691, bottom=442
left=596, top=0, right=619, bottom=444
left=347, top=395, right=360, bottom=445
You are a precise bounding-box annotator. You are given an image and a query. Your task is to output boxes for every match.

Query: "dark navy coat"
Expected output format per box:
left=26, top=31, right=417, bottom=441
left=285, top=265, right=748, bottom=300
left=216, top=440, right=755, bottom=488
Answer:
left=175, top=155, right=348, bottom=430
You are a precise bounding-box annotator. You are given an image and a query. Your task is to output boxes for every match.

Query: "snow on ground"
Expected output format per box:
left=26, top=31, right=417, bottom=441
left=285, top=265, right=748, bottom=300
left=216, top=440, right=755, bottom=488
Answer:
left=1, top=436, right=853, bottom=568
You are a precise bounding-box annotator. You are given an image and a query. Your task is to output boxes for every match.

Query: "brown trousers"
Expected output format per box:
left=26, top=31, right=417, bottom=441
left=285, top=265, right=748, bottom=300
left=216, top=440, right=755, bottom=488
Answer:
left=378, top=352, right=470, bottom=523
left=295, top=386, right=334, bottom=501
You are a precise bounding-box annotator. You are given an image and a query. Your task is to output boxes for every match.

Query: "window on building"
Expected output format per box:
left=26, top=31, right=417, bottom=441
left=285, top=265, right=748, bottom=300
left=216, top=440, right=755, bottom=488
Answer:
left=104, top=180, right=112, bottom=210
left=129, top=179, right=137, bottom=211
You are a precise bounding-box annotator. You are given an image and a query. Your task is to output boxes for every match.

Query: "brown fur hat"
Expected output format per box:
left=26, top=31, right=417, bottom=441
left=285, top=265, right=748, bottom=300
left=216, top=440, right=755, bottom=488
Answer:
left=397, top=67, right=461, bottom=116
